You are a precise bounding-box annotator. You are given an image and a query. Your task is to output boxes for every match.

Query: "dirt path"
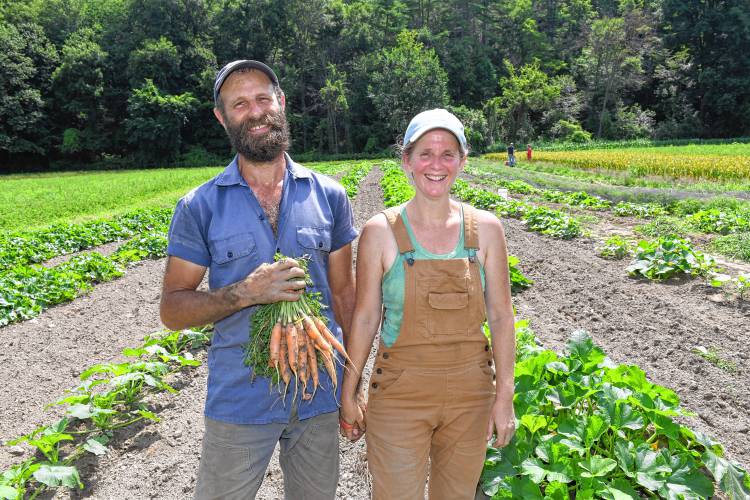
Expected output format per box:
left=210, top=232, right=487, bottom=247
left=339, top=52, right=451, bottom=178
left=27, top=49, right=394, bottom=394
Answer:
left=1, top=164, right=748, bottom=499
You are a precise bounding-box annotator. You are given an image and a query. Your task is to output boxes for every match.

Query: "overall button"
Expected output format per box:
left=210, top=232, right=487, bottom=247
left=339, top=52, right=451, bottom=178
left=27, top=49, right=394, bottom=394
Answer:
left=382, top=352, right=389, bottom=359
left=487, top=360, right=493, bottom=366
left=372, top=382, right=378, bottom=389
left=376, top=368, right=382, bottom=374
left=484, top=345, right=489, bottom=351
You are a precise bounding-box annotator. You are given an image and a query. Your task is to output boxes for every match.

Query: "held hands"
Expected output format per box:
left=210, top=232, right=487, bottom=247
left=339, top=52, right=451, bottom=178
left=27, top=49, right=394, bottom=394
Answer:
left=487, top=397, right=516, bottom=448
left=243, top=258, right=306, bottom=305
left=339, top=394, right=367, bottom=442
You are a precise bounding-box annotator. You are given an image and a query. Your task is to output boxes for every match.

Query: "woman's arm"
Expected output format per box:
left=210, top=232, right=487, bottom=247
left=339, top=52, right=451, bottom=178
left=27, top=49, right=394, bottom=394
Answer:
left=478, top=210, right=517, bottom=447
left=339, top=214, right=393, bottom=440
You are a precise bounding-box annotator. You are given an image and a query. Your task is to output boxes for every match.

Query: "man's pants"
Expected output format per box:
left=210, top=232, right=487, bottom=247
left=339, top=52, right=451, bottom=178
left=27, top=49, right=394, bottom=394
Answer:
left=194, top=408, right=339, bottom=500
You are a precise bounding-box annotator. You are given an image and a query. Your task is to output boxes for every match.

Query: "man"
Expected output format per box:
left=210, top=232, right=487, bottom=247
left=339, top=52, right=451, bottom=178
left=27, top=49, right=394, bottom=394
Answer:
left=160, top=60, right=357, bottom=500
left=507, top=142, right=515, bottom=167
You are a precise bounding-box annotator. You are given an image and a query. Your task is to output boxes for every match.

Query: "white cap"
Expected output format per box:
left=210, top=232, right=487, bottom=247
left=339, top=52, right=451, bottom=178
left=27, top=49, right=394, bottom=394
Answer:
left=403, top=109, right=467, bottom=153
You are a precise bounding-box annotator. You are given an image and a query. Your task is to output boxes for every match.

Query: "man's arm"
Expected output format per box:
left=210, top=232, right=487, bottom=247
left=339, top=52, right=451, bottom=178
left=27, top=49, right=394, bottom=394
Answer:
left=160, top=256, right=306, bottom=331
left=327, top=243, right=356, bottom=340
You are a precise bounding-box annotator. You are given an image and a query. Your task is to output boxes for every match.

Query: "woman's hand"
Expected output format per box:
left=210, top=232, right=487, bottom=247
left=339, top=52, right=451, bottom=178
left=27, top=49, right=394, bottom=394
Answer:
left=340, top=394, right=367, bottom=442
left=486, top=397, right=516, bottom=448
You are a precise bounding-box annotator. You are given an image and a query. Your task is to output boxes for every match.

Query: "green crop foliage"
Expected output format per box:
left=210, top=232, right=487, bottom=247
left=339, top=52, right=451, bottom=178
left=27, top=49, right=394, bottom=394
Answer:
left=0, top=328, right=211, bottom=499
left=339, top=161, right=375, bottom=198
left=380, top=162, right=414, bottom=207
left=480, top=324, right=750, bottom=500
left=626, top=237, right=716, bottom=280
left=508, top=255, right=533, bottom=293
left=597, top=236, right=632, bottom=260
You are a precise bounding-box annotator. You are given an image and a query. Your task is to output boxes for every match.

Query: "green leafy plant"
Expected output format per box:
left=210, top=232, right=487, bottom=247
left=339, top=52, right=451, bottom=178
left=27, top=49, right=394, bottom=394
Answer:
left=597, top=235, right=632, bottom=260
left=481, top=325, right=750, bottom=500
left=691, top=346, right=737, bottom=373
left=339, top=161, right=374, bottom=198
left=613, top=201, right=667, bottom=218
left=522, top=206, right=582, bottom=239
left=626, top=237, right=716, bottom=280
left=508, top=255, right=533, bottom=293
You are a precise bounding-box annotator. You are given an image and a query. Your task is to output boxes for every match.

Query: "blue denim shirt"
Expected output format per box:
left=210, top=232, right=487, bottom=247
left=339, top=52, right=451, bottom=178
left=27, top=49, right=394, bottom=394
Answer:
left=167, top=154, right=358, bottom=424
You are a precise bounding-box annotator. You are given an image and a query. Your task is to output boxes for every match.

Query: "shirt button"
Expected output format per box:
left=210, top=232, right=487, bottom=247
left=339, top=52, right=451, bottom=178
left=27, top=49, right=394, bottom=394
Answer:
left=372, top=382, right=378, bottom=389
left=376, top=368, right=382, bottom=374
left=318, top=241, right=323, bottom=248
left=382, top=353, right=389, bottom=359
left=227, top=251, right=233, bottom=258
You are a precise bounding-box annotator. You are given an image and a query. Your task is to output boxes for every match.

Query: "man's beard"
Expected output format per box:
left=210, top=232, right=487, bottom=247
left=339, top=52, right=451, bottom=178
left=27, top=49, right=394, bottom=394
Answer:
left=224, top=109, right=290, bottom=162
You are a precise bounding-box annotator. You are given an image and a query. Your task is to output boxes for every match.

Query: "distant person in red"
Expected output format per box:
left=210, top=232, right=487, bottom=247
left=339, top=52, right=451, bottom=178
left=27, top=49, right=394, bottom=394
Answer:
left=526, top=144, right=532, bottom=161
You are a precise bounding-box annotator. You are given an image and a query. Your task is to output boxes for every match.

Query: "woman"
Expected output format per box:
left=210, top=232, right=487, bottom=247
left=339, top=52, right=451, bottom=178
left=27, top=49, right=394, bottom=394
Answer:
left=340, top=109, right=516, bottom=499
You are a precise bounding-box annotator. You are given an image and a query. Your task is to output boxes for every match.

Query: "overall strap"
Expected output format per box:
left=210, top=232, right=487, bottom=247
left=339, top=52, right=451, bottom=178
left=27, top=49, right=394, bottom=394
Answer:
left=382, top=207, right=415, bottom=254
left=462, top=203, right=480, bottom=251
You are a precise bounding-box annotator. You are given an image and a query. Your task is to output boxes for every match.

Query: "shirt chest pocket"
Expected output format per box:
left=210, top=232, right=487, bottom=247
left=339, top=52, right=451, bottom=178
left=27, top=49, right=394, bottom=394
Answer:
left=296, top=226, right=332, bottom=253
left=209, top=233, right=257, bottom=288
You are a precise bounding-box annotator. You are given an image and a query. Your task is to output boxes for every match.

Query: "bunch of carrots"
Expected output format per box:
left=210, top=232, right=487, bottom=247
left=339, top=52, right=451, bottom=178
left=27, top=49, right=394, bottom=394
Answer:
left=242, top=254, right=353, bottom=402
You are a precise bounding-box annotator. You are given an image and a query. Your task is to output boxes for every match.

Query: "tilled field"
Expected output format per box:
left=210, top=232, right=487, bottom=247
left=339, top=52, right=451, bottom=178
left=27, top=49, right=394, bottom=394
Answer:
left=1, top=165, right=748, bottom=499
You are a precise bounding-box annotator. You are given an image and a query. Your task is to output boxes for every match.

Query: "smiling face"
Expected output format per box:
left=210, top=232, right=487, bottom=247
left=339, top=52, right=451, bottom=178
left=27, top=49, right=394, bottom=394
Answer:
left=213, top=69, right=289, bottom=162
left=403, top=129, right=466, bottom=200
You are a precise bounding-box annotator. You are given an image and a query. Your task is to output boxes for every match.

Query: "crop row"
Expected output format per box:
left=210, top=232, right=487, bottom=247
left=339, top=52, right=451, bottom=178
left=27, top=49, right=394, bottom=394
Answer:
left=514, top=149, right=750, bottom=181
left=0, top=233, right=167, bottom=326
left=0, top=328, right=210, bottom=499
left=0, top=208, right=172, bottom=271
left=481, top=322, right=750, bottom=499
left=339, top=161, right=375, bottom=198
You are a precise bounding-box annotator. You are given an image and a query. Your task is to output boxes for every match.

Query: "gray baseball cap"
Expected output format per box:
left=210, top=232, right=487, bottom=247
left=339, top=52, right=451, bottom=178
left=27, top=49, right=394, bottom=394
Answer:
left=403, top=108, right=467, bottom=154
left=213, top=60, right=279, bottom=105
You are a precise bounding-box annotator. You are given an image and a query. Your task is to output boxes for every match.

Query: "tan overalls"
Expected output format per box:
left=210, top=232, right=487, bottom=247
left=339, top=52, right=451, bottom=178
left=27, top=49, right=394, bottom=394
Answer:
left=366, top=204, right=496, bottom=500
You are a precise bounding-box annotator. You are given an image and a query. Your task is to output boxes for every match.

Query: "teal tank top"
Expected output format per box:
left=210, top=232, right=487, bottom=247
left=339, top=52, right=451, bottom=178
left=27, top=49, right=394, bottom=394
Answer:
left=381, top=206, right=486, bottom=347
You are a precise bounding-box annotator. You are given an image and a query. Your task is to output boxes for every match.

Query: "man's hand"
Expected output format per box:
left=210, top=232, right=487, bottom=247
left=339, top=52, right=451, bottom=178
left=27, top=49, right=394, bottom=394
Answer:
left=241, top=258, right=306, bottom=306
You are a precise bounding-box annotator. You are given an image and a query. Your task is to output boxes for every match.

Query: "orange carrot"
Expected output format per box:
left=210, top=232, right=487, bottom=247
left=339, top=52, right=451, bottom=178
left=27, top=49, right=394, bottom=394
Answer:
left=320, top=350, right=338, bottom=392
left=306, top=332, right=320, bottom=398
left=296, top=320, right=309, bottom=398
left=301, top=314, right=333, bottom=353
left=268, top=321, right=283, bottom=378
left=285, top=322, right=298, bottom=375
left=312, top=315, right=355, bottom=368
left=278, top=328, right=291, bottom=397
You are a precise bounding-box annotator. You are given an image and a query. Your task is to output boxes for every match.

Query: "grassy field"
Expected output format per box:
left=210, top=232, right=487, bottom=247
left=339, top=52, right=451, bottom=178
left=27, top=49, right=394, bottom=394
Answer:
left=0, top=160, right=356, bottom=232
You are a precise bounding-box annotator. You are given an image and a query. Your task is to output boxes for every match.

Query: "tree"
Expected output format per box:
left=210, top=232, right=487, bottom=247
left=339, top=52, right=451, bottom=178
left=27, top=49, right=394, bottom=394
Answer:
left=661, top=0, right=750, bottom=136
left=368, top=30, right=448, bottom=145
left=51, top=27, right=109, bottom=159
left=319, top=64, right=349, bottom=154
left=576, top=17, right=644, bottom=138
left=124, top=79, right=198, bottom=165
left=0, top=22, right=58, bottom=160
left=127, top=36, right=181, bottom=92
left=491, top=60, right=561, bottom=142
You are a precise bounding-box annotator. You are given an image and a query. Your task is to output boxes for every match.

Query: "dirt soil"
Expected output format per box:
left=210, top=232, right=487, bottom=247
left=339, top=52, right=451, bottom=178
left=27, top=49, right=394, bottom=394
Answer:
left=1, top=165, right=748, bottom=499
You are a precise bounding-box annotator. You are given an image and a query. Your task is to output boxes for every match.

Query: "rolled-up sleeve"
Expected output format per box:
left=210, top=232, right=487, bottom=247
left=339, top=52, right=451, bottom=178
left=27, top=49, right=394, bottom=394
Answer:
left=167, top=198, right=211, bottom=266
left=329, top=188, right=358, bottom=252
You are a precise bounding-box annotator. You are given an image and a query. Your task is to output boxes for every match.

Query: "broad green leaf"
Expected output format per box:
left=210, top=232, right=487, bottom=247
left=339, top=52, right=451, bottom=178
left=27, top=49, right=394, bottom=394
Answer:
left=584, top=414, right=609, bottom=448
left=66, top=404, right=116, bottom=420
left=138, top=409, right=160, bottom=422
left=580, top=456, right=618, bottom=478
left=521, top=414, right=549, bottom=435
left=634, top=446, right=671, bottom=491
left=522, top=457, right=547, bottom=484
left=0, top=486, right=19, bottom=499
left=718, top=460, right=750, bottom=500
left=601, top=478, right=640, bottom=500
left=83, top=438, right=108, bottom=456
left=543, top=480, right=569, bottom=499
left=33, top=465, right=83, bottom=489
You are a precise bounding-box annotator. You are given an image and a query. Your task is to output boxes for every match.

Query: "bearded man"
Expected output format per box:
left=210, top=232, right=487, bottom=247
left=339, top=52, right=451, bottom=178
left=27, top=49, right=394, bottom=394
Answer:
left=160, top=60, right=357, bottom=500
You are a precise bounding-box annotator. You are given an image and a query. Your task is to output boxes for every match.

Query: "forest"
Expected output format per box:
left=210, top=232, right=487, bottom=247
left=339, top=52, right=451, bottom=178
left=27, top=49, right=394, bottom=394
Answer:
left=1, top=0, right=749, bottom=169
